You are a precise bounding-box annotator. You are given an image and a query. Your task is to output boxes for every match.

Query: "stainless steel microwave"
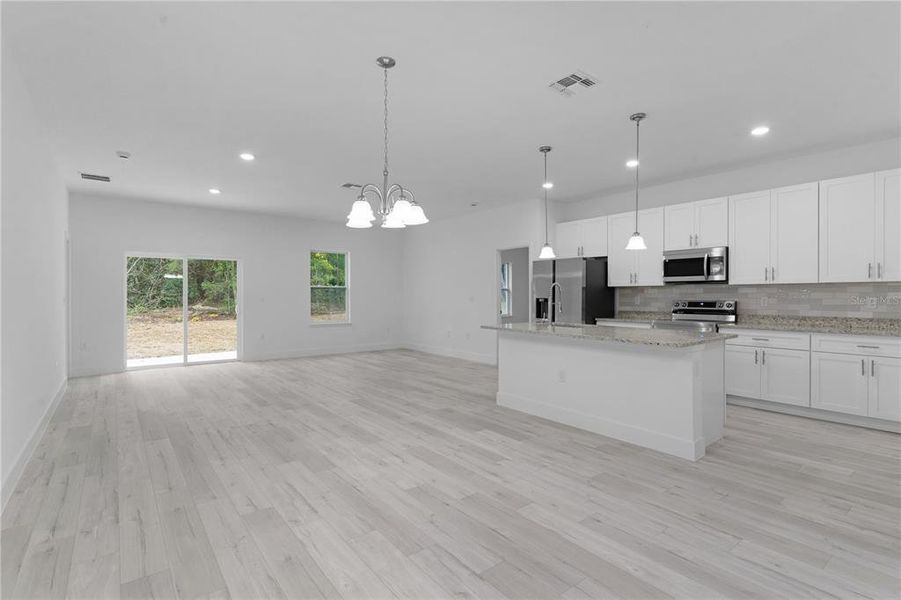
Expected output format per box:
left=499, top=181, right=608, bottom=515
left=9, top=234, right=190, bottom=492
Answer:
left=663, top=247, right=728, bottom=283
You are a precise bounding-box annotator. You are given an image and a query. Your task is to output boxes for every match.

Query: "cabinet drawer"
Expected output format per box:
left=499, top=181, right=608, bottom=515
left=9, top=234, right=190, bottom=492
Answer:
left=724, top=329, right=810, bottom=351
left=811, top=334, right=901, bottom=358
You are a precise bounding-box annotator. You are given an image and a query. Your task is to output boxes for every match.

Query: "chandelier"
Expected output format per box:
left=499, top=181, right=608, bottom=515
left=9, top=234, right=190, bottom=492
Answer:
left=345, top=56, right=428, bottom=229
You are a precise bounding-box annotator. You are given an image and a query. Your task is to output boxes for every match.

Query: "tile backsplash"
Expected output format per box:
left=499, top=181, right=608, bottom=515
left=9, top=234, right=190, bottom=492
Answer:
left=616, top=282, right=901, bottom=319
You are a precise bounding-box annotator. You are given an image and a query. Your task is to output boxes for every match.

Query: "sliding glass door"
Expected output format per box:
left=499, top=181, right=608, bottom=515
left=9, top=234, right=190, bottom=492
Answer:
left=186, top=259, right=238, bottom=363
left=126, top=256, right=238, bottom=368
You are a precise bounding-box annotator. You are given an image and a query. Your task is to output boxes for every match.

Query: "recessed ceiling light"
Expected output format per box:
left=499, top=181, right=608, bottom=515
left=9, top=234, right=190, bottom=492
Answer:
left=116, top=150, right=131, bottom=160
left=208, top=188, right=221, bottom=195
left=239, top=152, right=255, bottom=161
left=750, top=125, right=770, bottom=137
left=542, top=181, right=554, bottom=189
left=626, top=159, right=639, bottom=168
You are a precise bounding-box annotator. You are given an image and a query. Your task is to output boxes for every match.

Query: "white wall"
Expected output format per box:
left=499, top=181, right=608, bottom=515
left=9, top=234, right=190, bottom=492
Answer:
left=402, top=199, right=547, bottom=364
left=69, top=194, right=404, bottom=376
left=556, top=137, right=901, bottom=222
left=1, top=48, right=70, bottom=497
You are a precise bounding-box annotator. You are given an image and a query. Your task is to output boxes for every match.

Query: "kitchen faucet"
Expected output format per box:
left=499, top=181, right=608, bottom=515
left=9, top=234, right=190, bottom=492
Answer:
left=550, top=282, right=563, bottom=320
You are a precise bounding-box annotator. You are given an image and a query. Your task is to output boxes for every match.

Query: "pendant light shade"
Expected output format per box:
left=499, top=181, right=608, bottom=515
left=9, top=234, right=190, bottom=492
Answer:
left=538, top=146, right=555, bottom=260
left=346, top=198, right=375, bottom=228
left=625, top=233, right=647, bottom=250
left=381, top=208, right=406, bottom=228
left=405, top=202, right=429, bottom=225
left=625, top=112, right=647, bottom=251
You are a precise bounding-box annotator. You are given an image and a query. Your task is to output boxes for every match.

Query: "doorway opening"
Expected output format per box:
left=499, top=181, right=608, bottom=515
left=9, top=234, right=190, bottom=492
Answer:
left=497, top=246, right=530, bottom=325
left=126, top=256, right=239, bottom=368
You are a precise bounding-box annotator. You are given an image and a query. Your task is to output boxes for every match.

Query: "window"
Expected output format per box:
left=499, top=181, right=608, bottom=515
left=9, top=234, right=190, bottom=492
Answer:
left=499, top=262, right=512, bottom=316
left=310, top=251, right=348, bottom=323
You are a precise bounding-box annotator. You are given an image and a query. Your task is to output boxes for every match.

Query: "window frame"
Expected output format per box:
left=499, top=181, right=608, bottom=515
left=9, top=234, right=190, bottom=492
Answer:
left=309, top=249, right=351, bottom=325
left=499, top=261, right=512, bottom=317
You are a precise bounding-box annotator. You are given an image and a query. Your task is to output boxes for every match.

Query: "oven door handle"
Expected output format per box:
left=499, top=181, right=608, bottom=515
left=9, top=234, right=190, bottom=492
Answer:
left=703, top=253, right=709, bottom=280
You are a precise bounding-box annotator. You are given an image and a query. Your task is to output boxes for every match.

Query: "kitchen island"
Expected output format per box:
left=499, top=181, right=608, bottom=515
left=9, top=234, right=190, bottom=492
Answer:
left=482, top=322, right=736, bottom=461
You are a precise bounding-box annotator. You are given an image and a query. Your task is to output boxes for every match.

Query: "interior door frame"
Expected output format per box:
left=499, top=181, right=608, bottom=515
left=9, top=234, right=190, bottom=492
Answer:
left=123, top=252, right=244, bottom=370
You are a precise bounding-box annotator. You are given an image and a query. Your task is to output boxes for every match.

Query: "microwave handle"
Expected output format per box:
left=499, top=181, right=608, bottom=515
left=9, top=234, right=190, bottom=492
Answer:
left=703, top=252, right=709, bottom=280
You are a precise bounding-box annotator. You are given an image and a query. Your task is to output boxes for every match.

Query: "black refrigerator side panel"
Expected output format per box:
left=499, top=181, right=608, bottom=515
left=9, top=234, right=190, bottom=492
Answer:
left=583, top=257, right=615, bottom=322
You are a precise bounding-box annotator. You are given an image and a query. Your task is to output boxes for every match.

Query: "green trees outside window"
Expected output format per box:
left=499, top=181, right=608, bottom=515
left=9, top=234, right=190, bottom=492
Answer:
left=310, top=251, right=348, bottom=322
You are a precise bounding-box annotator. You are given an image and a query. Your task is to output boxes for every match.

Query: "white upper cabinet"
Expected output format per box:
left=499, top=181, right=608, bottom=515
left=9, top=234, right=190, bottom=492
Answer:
left=876, top=169, right=900, bottom=282
left=663, top=197, right=727, bottom=251
left=607, top=209, right=664, bottom=287
left=635, top=208, right=664, bottom=286
left=554, top=216, right=608, bottom=259
left=729, top=184, right=818, bottom=285
left=728, top=190, right=771, bottom=284
left=607, top=211, right=636, bottom=287
left=664, top=202, right=696, bottom=250
left=819, top=173, right=877, bottom=282
left=554, top=220, right=581, bottom=259
left=771, top=182, right=819, bottom=284
left=694, top=197, right=729, bottom=248
left=581, top=217, right=609, bottom=258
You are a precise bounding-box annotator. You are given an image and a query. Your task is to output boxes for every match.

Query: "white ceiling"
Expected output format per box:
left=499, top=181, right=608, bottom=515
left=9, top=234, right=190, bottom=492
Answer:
left=4, top=1, right=899, bottom=221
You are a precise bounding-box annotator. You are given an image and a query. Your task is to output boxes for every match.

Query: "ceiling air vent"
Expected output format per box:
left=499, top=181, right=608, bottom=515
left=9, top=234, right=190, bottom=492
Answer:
left=80, top=172, right=111, bottom=182
left=548, top=70, right=597, bottom=97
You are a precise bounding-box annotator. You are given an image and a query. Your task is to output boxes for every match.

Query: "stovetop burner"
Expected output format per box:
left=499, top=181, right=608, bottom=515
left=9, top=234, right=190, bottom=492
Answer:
left=651, top=299, right=738, bottom=332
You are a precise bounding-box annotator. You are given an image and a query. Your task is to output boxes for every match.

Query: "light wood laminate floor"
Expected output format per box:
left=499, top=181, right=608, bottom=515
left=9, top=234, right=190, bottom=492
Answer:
left=2, top=350, right=899, bottom=599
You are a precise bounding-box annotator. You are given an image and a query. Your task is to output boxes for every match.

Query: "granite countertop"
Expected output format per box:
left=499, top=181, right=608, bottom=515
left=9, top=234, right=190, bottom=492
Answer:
left=481, top=322, right=735, bottom=348
left=613, top=312, right=899, bottom=338
left=718, top=316, right=900, bottom=337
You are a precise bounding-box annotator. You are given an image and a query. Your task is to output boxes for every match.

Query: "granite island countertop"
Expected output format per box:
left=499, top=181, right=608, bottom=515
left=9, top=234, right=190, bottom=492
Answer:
left=481, top=322, right=735, bottom=348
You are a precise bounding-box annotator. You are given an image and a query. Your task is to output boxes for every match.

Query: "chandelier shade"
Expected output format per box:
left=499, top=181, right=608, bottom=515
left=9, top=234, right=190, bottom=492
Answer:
left=344, top=57, right=427, bottom=229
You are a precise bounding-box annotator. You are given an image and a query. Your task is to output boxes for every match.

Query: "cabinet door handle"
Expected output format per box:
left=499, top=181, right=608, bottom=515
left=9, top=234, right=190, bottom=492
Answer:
left=751, top=337, right=770, bottom=341
left=761, top=350, right=766, bottom=365
left=878, top=262, right=882, bottom=279
left=861, top=359, right=866, bottom=376
left=868, top=263, right=873, bottom=279
left=689, top=234, right=693, bottom=247
left=770, top=267, right=775, bottom=281
left=754, top=350, right=758, bottom=364
left=857, top=345, right=880, bottom=349
left=695, top=234, right=699, bottom=247
left=764, top=267, right=768, bottom=282
left=871, top=359, right=875, bottom=377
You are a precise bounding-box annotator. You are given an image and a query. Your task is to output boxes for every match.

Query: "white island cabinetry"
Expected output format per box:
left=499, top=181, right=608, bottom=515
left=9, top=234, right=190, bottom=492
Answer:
left=483, top=323, right=733, bottom=461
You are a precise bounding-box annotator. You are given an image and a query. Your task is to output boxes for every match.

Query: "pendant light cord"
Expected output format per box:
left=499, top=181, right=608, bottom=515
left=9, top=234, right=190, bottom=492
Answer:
left=544, top=151, right=550, bottom=243
left=383, top=67, right=390, bottom=177
left=634, top=117, right=640, bottom=231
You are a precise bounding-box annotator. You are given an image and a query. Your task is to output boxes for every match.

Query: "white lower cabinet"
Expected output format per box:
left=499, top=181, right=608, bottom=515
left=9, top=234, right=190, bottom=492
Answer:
left=809, top=334, right=901, bottom=421
left=725, top=341, right=810, bottom=407
left=725, top=346, right=761, bottom=398
left=760, top=348, right=810, bottom=406
left=811, top=352, right=870, bottom=416
left=869, top=357, right=901, bottom=421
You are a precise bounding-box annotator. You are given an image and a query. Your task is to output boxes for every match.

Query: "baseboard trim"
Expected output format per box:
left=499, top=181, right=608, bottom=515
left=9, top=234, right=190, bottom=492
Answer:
left=245, top=342, right=404, bottom=362
left=1, top=377, right=68, bottom=512
left=727, top=395, right=901, bottom=433
left=497, top=390, right=704, bottom=461
left=402, top=342, right=496, bottom=365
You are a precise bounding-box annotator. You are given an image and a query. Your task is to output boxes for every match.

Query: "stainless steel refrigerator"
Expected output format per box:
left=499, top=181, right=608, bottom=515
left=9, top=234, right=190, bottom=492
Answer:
left=532, top=257, right=615, bottom=324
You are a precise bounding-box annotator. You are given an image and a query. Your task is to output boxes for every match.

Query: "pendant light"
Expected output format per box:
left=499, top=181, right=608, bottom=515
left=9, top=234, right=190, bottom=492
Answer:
left=538, top=145, right=556, bottom=259
left=625, top=112, right=648, bottom=250
left=345, top=56, right=428, bottom=229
